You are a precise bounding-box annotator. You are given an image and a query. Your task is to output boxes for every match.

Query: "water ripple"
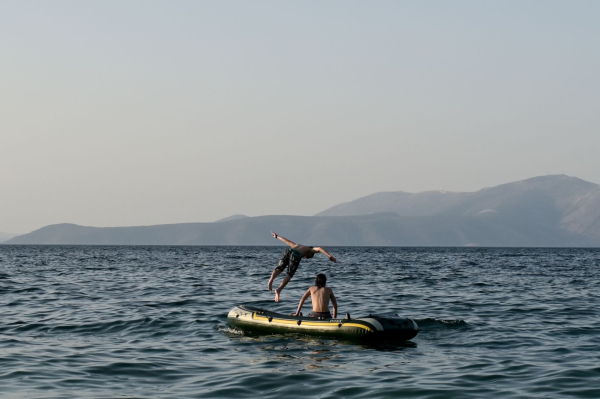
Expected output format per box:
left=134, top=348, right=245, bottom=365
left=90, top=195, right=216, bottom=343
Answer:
left=1, top=245, right=600, bottom=398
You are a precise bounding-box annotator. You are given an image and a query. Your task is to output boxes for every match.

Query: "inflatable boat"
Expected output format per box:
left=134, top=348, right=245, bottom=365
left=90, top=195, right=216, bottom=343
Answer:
left=227, top=305, right=419, bottom=341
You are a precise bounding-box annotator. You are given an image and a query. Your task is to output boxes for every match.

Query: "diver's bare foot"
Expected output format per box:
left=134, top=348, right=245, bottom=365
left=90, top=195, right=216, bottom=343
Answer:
left=275, top=288, right=281, bottom=302
left=268, top=280, right=273, bottom=292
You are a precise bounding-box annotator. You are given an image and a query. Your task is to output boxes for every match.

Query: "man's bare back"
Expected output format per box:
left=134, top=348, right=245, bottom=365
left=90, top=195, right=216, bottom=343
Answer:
left=307, top=286, right=334, bottom=313
left=291, top=245, right=316, bottom=258
left=293, top=274, right=338, bottom=318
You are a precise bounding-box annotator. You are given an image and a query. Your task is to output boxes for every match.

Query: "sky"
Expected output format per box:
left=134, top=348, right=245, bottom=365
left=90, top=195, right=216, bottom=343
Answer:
left=1, top=1, right=600, bottom=234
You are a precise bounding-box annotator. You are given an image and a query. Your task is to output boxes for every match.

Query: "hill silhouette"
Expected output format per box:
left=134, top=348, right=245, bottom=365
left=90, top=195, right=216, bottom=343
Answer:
left=5, top=175, right=600, bottom=246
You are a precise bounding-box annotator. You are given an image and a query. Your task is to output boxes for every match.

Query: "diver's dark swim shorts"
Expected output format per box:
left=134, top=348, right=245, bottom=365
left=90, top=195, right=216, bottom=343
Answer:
left=276, top=248, right=302, bottom=277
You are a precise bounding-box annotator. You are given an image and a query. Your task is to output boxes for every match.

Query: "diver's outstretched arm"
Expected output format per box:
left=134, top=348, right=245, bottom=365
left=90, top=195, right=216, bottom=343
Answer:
left=314, top=247, right=336, bottom=263
left=272, top=231, right=296, bottom=248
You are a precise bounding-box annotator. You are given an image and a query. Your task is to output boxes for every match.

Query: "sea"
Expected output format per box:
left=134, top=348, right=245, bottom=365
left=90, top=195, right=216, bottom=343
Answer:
left=1, top=245, right=600, bottom=398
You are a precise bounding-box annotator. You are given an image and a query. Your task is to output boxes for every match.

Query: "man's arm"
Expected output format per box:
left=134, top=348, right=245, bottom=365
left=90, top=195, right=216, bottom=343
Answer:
left=313, top=247, right=337, bottom=263
left=330, top=290, right=338, bottom=318
left=293, top=289, right=311, bottom=316
left=271, top=231, right=297, bottom=248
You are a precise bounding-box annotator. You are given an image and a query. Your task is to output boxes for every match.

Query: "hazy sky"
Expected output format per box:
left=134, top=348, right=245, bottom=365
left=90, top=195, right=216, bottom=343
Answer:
left=2, top=1, right=599, bottom=233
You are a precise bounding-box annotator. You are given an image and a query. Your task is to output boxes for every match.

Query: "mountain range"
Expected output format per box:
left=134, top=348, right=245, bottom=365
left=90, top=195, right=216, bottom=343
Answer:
left=0, top=232, right=18, bottom=242
left=4, top=175, right=600, bottom=246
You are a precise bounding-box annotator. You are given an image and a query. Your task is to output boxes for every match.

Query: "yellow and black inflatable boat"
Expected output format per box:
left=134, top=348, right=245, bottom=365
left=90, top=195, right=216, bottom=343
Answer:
left=227, top=305, right=419, bottom=341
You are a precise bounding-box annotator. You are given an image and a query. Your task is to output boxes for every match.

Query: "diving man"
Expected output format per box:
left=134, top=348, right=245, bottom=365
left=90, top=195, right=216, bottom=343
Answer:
left=268, top=231, right=337, bottom=302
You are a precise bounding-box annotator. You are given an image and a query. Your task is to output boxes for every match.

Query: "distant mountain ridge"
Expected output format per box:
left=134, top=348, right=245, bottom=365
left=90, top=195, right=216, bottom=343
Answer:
left=316, top=190, right=469, bottom=217
left=215, top=214, right=248, bottom=222
left=315, top=175, right=600, bottom=245
left=317, top=175, right=597, bottom=217
left=0, top=232, right=18, bottom=242
left=5, top=175, right=600, bottom=246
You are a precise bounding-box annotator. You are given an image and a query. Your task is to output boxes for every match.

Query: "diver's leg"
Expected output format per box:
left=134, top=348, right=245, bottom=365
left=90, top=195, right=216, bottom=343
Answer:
left=275, top=274, right=292, bottom=302
left=269, top=249, right=290, bottom=291
left=268, top=268, right=282, bottom=291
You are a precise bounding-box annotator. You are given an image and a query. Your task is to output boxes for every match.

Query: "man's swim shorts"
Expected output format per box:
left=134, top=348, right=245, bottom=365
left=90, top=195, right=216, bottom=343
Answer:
left=309, top=311, right=332, bottom=319
left=276, top=248, right=302, bottom=277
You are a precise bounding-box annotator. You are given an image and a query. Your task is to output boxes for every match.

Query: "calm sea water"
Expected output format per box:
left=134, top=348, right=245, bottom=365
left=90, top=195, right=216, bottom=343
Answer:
left=1, top=245, right=600, bottom=398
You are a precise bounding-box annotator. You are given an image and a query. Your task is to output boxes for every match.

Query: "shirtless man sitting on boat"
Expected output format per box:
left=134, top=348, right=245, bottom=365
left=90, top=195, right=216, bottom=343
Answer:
left=292, top=273, right=338, bottom=318
left=268, top=232, right=337, bottom=302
